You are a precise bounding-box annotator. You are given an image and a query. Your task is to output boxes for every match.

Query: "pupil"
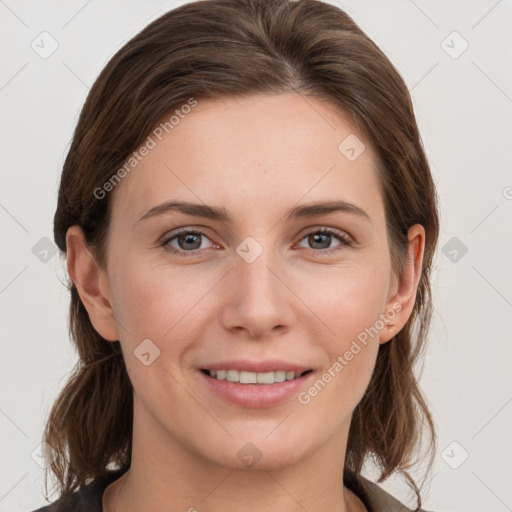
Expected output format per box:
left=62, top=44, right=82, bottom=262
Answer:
left=311, top=233, right=330, bottom=249
left=180, top=233, right=201, bottom=250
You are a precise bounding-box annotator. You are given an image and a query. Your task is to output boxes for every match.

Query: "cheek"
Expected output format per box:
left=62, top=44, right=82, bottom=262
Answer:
left=306, top=263, right=389, bottom=345
left=300, top=281, right=382, bottom=418
left=299, top=267, right=387, bottom=407
left=301, top=343, right=378, bottom=428
left=109, top=259, right=215, bottom=354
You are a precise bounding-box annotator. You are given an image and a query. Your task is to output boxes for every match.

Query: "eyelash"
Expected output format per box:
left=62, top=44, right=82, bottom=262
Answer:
left=160, top=227, right=353, bottom=257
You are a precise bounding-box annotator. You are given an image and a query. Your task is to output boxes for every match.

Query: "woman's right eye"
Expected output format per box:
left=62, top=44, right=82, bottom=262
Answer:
left=161, top=230, right=214, bottom=256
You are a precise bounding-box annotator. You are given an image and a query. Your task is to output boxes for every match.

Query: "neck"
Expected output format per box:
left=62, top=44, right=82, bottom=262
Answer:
left=103, top=399, right=366, bottom=512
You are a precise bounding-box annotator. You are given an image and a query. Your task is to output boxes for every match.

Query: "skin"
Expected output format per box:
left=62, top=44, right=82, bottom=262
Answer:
left=66, top=92, right=425, bottom=512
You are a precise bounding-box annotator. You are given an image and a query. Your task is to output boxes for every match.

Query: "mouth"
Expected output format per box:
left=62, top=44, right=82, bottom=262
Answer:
left=197, top=359, right=315, bottom=407
left=200, top=368, right=313, bottom=384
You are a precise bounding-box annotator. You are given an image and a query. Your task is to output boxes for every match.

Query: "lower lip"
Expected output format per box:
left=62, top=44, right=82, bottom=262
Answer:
left=199, top=370, right=314, bottom=408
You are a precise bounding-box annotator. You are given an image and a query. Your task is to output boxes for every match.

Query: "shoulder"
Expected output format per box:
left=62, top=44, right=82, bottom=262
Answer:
left=27, top=469, right=126, bottom=512
left=358, top=476, right=436, bottom=512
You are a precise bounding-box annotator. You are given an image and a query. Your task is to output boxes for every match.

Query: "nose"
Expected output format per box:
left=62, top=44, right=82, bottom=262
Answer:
left=219, top=246, right=295, bottom=339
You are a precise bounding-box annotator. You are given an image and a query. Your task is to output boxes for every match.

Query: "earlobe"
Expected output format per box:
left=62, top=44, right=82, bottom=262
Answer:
left=379, top=224, right=425, bottom=344
left=65, top=225, right=119, bottom=342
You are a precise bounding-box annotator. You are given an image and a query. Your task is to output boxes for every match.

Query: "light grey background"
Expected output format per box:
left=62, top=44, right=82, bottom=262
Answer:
left=1, top=1, right=511, bottom=511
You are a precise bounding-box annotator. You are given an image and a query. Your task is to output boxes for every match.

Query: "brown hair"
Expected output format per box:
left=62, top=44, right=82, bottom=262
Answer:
left=45, top=0, right=439, bottom=509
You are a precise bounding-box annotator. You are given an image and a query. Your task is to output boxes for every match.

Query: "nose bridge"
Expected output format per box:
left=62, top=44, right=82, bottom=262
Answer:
left=235, top=235, right=281, bottom=300
left=222, top=233, right=292, bottom=335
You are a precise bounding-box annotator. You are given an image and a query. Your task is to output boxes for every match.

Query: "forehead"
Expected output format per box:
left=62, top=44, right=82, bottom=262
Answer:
left=110, top=92, right=384, bottom=225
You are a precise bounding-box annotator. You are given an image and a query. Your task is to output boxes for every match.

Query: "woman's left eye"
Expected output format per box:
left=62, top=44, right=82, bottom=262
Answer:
left=161, top=228, right=352, bottom=257
left=296, top=228, right=352, bottom=254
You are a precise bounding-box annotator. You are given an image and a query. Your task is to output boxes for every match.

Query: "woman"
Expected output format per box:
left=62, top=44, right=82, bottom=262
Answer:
left=32, top=0, right=440, bottom=510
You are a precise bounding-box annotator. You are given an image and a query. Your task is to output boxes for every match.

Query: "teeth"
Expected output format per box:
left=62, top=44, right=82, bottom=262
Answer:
left=240, top=371, right=257, bottom=383
left=274, top=370, right=286, bottom=382
left=227, top=370, right=239, bottom=382
left=206, top=369, right=304, bottom=384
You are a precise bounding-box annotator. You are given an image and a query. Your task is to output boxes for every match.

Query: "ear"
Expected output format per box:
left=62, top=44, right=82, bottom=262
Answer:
left=379, top=224, right=425, bottom=344
left=65, top=225, right=119, bottom=341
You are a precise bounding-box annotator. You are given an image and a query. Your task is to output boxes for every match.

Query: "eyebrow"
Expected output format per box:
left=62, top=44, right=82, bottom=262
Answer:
left=138, top=199, right=371, bottom=223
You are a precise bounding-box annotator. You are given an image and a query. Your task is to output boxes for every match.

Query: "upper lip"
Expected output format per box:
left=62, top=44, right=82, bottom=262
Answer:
left=200, top=359, right=312, bottom=374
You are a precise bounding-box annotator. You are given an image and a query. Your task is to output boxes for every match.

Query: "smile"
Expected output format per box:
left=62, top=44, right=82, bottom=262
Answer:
left=201, top=369, right=312, bottom=384
left=199, top=368, right=315, bottom=408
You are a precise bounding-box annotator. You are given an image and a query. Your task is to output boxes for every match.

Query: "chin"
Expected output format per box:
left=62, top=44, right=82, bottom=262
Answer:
left=201, top=434, right=315, bottom=472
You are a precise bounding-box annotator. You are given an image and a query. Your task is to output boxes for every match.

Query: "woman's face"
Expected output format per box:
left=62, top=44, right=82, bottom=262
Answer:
left=72, top=92, right=421, bottom=472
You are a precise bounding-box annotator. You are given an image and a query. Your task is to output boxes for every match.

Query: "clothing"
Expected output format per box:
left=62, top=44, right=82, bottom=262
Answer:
left=30, top=468, right=432, bottom=512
